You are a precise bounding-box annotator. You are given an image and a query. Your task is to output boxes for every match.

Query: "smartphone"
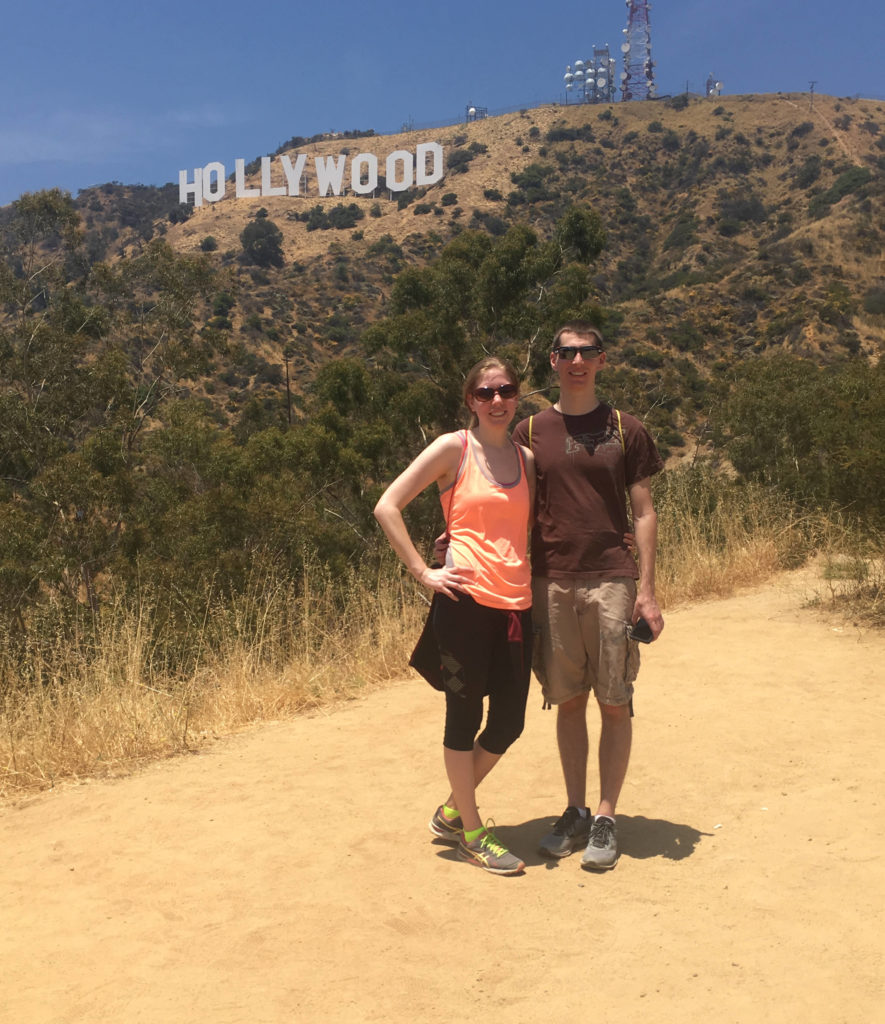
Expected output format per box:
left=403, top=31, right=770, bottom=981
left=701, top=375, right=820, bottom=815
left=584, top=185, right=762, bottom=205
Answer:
left=626, top=617, right=654, bottom=644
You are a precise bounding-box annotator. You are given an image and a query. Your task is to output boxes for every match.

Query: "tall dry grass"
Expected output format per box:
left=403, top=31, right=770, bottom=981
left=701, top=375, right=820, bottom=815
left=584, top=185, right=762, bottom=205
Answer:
left=1, top=556, right=425, bottom=799
left=654, top=463, right=823, bottom=606
left=1, top=463, right=877, bottom=799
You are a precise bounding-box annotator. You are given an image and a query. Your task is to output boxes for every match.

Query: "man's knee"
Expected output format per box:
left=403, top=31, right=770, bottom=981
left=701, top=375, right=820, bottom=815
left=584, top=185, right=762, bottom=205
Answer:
left=558, top=692, right=590, bottom=719
left=597, top=700, right=631, bottom=725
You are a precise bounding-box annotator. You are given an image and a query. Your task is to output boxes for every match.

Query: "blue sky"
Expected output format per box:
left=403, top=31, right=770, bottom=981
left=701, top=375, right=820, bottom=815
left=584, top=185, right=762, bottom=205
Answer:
left=1, top=0, right=882, bottom=208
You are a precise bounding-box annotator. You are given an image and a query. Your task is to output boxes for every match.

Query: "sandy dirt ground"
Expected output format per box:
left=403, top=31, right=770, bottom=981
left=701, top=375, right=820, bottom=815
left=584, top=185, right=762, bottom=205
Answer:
left=3, top=567, right=883, bottom=1024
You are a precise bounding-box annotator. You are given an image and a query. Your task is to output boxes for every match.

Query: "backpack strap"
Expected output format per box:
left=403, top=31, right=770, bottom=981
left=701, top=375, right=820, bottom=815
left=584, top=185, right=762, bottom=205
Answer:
left=615, top=409, right=625, bottom=455
left=528, top=414, right=534, bottom=450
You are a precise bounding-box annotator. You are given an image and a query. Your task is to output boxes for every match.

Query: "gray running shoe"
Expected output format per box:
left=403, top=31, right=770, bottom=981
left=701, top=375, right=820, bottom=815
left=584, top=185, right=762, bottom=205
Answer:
left=428, top=805, right=462, bottom=844
left=538, top=806, right=593, bottom=858
left=457, top=826, right=525, bottom=876
left=581, top=816, right=619, bottom=871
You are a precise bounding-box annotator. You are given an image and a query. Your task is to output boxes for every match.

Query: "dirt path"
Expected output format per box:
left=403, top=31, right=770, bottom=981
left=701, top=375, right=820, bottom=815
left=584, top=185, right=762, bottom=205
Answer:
left=3, top=568, right=883, bottom=1024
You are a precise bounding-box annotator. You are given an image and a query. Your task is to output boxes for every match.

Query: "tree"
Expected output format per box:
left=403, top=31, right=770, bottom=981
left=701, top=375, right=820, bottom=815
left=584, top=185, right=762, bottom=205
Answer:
left=0, top=192, right=217, bottom=628
left=240, top=217, right=284, bottom=267
left=718, top=355, right=885, bottom=520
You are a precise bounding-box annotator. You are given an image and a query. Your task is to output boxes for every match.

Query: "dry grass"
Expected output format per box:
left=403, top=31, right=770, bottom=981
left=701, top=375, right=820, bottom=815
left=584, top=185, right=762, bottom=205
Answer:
left=2, top=469, right=879, bottom=800
left=654, top=463, right=821, bottom=607
left=1, top=558, right=425, bottom=800
left=810, top=551, right=885, bottom=625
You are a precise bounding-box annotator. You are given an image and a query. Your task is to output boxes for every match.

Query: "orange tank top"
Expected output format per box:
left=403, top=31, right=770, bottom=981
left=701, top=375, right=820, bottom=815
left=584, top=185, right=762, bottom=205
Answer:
left=439, top=430, right=531, bottom=611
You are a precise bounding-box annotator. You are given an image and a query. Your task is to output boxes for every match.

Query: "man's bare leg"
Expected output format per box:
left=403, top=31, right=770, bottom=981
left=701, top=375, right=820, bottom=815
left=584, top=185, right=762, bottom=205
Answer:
left=557, top=692, right=590, bottom=809
left=595, top=701, right=632, bottom=819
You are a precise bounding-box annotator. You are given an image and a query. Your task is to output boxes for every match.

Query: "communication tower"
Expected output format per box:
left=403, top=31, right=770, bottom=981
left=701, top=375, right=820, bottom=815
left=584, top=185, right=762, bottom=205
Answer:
left=705, top=73, right=722, bottom=98
left=620, top=0, right=656, bottom=101
left=563, top=45, right=617, bottom=104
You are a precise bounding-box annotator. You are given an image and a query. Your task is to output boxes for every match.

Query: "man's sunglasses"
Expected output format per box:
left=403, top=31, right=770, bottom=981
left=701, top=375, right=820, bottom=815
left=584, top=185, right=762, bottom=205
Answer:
left=555, top=345, right=603, bottom=360
left=472, top=383, right=519, bottom=402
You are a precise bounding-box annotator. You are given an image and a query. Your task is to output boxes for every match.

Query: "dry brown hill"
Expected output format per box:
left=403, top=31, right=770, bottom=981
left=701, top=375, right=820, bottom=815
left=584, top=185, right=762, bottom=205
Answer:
left=61, top=92, right=885, bottom=444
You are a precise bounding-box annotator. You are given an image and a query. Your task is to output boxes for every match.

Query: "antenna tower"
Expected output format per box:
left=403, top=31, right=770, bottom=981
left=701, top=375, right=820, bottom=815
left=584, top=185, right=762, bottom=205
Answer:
left=620, top=0, right=656, bottom=101
left=564, top=45, right=617, bottom=104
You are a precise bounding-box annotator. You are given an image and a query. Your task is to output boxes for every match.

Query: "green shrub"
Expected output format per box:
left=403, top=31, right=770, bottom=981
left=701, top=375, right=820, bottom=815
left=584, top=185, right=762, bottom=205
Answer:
left=795, top=155, right=822, bottom=188
left=447, top=149, right=474, bottom=173
left=240, top=218, right=284, bottom=267
left=809, top=166, right=873, bottom=218
left=862, top=288, right=885, bottom=315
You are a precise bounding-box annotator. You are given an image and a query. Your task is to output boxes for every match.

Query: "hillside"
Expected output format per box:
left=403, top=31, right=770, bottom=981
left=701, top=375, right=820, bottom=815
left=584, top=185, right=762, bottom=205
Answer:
left=3, top=91, right=884, bottom=454
left=57, top=92, right=884, bottom=447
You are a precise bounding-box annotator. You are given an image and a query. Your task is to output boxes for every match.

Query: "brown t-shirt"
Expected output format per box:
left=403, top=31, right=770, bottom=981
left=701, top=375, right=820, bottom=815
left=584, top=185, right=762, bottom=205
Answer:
left=512, top=404, right=663, bottom=579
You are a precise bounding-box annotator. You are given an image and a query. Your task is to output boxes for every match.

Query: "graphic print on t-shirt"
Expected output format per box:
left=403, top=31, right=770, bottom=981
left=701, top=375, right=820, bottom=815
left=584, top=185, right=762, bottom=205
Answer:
left=565, top=425, right=620, bottom=458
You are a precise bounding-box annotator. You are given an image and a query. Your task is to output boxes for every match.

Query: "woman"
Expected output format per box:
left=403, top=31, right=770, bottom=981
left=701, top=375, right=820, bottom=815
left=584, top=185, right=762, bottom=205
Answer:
left=373, top=357, right=534, bottom=876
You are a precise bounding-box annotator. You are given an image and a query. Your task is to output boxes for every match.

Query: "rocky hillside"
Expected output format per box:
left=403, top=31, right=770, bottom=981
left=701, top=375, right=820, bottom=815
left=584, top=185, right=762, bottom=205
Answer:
left=12, top=92, right=885, bottom=447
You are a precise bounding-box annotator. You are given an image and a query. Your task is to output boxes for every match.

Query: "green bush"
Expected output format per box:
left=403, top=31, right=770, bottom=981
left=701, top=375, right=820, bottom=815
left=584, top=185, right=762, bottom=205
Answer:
left=240, top=218, right=284, bottom=267
left=720, top=355, right=885, bottom=518
left=809, top=166, right=873, bottom=218
left=862, top=288, right=885, bottom=315
left=447, top=149, right=474, bottom=174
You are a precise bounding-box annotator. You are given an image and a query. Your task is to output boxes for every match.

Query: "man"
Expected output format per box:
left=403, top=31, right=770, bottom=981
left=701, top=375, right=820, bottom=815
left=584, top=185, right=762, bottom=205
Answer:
left=511, top=321, right=664, bottom=871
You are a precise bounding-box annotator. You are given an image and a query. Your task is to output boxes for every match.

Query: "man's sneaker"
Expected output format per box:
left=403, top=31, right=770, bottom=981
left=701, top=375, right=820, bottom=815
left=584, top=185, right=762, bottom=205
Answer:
left=457, top=826, right=525, bottom=876
left=538, top=806, right=593, bottom=858
left=428, top=805, right=462, bottom=844
left=581, top=816, right=619, bottom=871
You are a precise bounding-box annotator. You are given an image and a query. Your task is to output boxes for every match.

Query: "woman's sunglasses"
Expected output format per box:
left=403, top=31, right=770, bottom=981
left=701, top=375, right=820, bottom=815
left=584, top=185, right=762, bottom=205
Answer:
left=473, top=383, right=519, bottom=402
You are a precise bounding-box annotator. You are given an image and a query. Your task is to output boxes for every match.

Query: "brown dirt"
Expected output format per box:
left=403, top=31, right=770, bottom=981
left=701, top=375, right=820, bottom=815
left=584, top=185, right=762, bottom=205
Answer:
left=3, top=566, right=883, bottom=1023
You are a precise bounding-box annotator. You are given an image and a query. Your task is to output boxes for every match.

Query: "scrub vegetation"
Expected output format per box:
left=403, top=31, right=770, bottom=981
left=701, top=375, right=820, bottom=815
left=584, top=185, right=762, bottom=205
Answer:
left=2, top=93, right=883, bottom=797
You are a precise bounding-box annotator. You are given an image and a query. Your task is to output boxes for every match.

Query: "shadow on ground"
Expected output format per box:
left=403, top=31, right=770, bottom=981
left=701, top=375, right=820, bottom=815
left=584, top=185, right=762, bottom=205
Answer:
left=436, top=814, right=713, bottom=869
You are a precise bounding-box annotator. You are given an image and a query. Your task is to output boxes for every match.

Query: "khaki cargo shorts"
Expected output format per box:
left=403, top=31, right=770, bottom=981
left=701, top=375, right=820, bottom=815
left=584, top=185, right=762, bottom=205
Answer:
left=531, top=576, right=640, bottom=707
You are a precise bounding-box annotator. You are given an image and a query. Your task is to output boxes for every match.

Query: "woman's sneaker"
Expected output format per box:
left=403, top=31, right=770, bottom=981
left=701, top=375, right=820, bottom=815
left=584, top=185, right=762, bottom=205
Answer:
left=457, top=826, right=525, bottom=875
left=538, top=806, right=593, bottom=858
left=428, top=805, right=462, bottom=844
left=581, top=816, right=619, bottom=871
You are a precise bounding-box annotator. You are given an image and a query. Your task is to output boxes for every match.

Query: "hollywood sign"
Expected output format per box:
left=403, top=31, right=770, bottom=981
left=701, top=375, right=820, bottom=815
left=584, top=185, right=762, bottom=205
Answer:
left=179, top=142, right=445, bottom=206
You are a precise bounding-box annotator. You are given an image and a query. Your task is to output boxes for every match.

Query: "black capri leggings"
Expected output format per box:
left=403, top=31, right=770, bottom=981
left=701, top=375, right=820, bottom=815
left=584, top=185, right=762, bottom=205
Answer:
left=431, top=591, right=533, bottom=755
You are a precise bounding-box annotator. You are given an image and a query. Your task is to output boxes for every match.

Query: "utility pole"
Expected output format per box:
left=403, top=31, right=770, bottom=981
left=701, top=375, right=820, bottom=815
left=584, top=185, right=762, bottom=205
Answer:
left=809, top=80, right=817, bottom=111
left=283, top=345, right=293, bottom=427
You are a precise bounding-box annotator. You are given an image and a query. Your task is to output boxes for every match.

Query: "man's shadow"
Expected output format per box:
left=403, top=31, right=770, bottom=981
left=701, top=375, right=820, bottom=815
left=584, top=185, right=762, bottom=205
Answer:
left=436, top=815, right=712, bottom=869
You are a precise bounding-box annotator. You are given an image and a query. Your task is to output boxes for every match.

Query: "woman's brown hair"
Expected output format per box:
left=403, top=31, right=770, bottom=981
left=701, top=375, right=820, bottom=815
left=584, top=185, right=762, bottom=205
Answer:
left=462, top=356, right=520, bottom=428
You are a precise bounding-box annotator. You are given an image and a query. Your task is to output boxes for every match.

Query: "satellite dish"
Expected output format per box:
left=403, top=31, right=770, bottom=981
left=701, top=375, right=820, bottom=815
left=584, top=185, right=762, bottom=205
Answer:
left=575, top=59, right=585, bottom=68
left=564, top=73, right=574, bottom=82
left=566, top=83, right=573, bottom=91
left=574, top=69, right=585, bottom=80
left=621, top=42, right=630, bottom=52
left=597, top=78, right=607, bottom=87
left=619, top=71, right=628, bottom=79
left=716, top=82, right=723, bottom=90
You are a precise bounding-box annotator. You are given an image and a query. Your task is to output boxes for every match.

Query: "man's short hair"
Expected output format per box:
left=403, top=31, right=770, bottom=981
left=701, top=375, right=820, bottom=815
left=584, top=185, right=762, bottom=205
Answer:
left=553, top=320, right=605, bottom=351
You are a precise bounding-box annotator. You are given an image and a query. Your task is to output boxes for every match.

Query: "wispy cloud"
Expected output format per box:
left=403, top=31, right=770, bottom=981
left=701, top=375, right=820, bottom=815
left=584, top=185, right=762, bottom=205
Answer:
left=0, top=104, right=246, bottom=166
